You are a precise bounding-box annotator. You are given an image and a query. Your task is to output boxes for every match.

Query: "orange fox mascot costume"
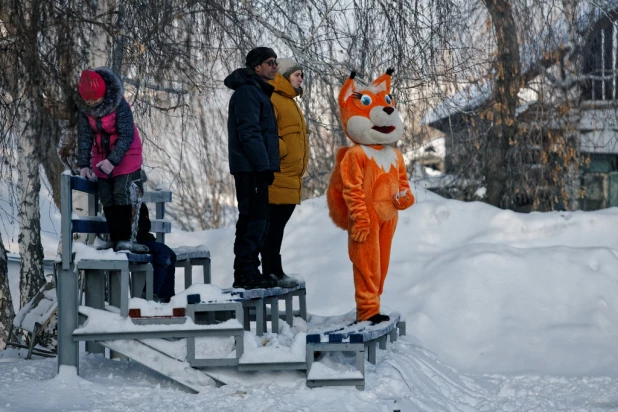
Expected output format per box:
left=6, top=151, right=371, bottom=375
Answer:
left=327, top=69, right=415, bottom=324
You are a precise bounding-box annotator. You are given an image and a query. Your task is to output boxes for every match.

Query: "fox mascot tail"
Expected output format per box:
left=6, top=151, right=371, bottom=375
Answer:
left=327, top=146, right=350, bottom=230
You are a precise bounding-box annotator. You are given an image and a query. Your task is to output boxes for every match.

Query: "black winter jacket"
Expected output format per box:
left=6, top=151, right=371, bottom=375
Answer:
left=225, top=68, right=280, bottom=174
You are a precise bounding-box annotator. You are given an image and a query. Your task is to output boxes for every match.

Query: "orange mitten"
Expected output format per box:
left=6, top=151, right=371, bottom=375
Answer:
left=393, top=189, right=415, bottom=210
left=351, top=217, right=371, bottom=242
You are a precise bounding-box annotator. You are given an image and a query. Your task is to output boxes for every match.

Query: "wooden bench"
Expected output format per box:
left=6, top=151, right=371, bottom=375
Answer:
left=59, top=174, right=159, bottom=317
left=181, top=283, right=308, bottom=371
left=224, top=280, right=307, bottom=337
left=174, top=245, right=211, bottom=286
left=57, top=172, right=170, bottom=367
left=75, top=305, right=243, bottom=392
left=141, top=190, right=212, bottom=287
left=185, top=302, right=244, bottom=367
left=305, top=312, right=406, bottom=390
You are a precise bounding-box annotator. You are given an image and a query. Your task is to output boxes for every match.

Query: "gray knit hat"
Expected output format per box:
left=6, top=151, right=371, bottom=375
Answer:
left=276, top=57, right=302, bottom=80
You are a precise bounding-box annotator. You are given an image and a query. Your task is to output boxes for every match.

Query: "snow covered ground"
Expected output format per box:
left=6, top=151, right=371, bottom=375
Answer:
left=2, top=184, right=618, bottom=411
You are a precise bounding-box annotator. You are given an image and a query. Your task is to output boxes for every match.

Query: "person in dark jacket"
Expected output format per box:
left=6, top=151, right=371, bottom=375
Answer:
left=225, top=47, right=281, bottom=289
left=136, top=203, right=176, bottom=302
left=76, top=67, right=147, bottom=254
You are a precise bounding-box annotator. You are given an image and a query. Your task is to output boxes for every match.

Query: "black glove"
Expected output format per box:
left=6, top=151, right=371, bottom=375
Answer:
left=258, top=170, right=275, bottom=186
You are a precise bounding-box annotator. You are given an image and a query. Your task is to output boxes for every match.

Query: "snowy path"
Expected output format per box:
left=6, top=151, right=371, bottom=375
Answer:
left=2, top=338, right=618, bottom=411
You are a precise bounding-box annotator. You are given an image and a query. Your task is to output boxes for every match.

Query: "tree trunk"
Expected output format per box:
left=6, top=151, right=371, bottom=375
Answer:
left=111, top=2, right=125, bottom=76
left=0, top=233, right=14, bottom=350
left=560, top=0, right=582, bottom=211
left=482, top=0, right=521, bottom=208
left=11, top=0, right=48, bottom=309
left=17, top=103, right=46, bottom=309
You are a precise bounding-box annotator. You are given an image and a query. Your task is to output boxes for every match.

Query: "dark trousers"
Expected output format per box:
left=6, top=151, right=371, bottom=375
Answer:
left=142, top=240, right=176, bottom=300
left=233, top=172, right=269, bottom=281
left=98, top=169, right=143, bottom=207
left=99, top=169, right=143, bottom=242
left=261, top=204, right=296, bottom=276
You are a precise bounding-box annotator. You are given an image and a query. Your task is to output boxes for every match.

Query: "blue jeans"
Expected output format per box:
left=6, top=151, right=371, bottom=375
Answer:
left=143, top=240, right=176, bottom=300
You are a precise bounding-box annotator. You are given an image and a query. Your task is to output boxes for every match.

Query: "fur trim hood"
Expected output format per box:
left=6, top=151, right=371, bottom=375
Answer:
left=78, top=67, right=124, bottom=118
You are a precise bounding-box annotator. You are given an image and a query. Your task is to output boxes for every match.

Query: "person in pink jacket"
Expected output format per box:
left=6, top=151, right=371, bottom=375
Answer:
left=76, top=67, right=147, bottom=253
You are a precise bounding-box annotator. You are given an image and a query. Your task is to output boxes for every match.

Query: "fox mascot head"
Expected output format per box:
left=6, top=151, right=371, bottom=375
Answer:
left=328, top=69, right=406, bottom=229
left=338, top=68, right=403, bottom=145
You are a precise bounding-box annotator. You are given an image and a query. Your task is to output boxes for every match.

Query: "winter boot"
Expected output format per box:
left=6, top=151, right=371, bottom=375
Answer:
left=233, top=269, right=277, bottom=290
left=95, top=238, right=117, bottom=250
left=114, top=240, right=150, bottom=253
left=268, top=255, right=298, bottom=288
left=273, top=273, right=298, bottom=288
left=107, top=204, right=142, bottom=253
left=115, top=240, right=133, bottom=252
left=129, top=243, right=150, bottom=254
left=114, top=205, right=134, bottom=241
left=367, top=313, right=390, bottom=325
left=247, top=275, right=277, bottom=289
left=104, top=205, right=133, bottom=243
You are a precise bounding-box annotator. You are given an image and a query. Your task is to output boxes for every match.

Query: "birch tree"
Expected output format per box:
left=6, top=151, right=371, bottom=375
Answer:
left=3, top=1, right=47, bottom=307
left=0, top=232, right=13, bottom=349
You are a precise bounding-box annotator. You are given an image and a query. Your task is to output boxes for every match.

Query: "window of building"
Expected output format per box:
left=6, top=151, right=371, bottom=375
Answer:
left=582, top=22, right=618, bottom=101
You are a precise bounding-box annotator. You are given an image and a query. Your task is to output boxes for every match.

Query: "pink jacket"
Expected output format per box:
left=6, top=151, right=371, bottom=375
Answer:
left=86, top=111, right=142, bottom=179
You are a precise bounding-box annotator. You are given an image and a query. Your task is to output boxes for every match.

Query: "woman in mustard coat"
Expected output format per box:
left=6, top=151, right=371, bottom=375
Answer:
left=262, top=57, right=309, bottom=288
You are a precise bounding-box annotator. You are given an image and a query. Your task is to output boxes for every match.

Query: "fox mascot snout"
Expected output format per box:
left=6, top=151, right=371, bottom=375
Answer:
left=327, top=69, right=415, bottom=323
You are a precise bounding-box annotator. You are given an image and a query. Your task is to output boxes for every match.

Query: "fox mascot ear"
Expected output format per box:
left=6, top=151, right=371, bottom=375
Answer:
left=370, top=67, right=394, bottom=94
left=338, top=71, right=357, bottom=108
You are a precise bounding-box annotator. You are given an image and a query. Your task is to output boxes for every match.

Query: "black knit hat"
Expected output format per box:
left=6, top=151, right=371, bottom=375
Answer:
left=245, top=47, right=277, bottom=69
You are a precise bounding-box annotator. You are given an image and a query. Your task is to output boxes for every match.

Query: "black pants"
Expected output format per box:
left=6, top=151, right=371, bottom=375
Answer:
left=98, top=169, right=143, bottom=207
left=261, top=204, right=296, bottom=276
left=142, top=240, right=176, bottom=300
left=99, top=169, right=143, bottom=242
left=233, top=172, right=269, bottom=281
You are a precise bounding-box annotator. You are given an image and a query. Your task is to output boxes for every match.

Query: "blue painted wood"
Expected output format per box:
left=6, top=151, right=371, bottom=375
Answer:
left=223, top=281, right=306, bottom=300
left=72, top=218, right=109, bottom=234
left=306, top=334, right=321, bottom=343
left=70, top=176, right=98, bottom=194
left=306, top=312, right=401, bottom=344
left=124, top=253, right=152, bottom=263
left=72, top=218, right=170, bottom=235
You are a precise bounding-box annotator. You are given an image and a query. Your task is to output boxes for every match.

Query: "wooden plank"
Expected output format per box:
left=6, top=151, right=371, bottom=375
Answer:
left=142, top=190, right=172, bottom=203
left=150, top=219, right=171, bottom=234
left=306, top=312, right=401, bottom=344
left=72, top=217, right=108, bottom=234
left=97, top=339, right=211, bottom=394
left=69, top=175, right=98, bottom=194
left=225, top=282, right=306, bottom=300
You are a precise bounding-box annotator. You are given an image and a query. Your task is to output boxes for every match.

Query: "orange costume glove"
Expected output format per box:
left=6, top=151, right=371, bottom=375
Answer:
left=351, top=216, right=371, bottom=242
left=392, top=189, right=415, bottom=210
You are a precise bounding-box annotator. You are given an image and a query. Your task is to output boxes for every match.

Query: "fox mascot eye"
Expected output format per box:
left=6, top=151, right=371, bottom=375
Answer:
left=385, top=94, right=393, bottom=105
left=360, top=95, right=372, bottom=105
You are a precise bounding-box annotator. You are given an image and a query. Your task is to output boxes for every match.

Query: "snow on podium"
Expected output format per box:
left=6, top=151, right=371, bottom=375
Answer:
left=56, top=172, right=406, bottom=392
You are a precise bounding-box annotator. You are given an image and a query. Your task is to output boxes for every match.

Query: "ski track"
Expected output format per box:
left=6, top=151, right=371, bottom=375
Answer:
left=3, top=339, right=618, bottom=411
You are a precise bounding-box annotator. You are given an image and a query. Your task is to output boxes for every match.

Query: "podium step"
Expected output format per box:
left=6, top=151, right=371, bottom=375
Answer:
left=98, top=339, right=216, bottom=393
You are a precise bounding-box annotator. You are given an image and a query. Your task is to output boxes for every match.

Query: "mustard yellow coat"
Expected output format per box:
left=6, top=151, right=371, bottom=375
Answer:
left=268, top=73, right=309, bottom=204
